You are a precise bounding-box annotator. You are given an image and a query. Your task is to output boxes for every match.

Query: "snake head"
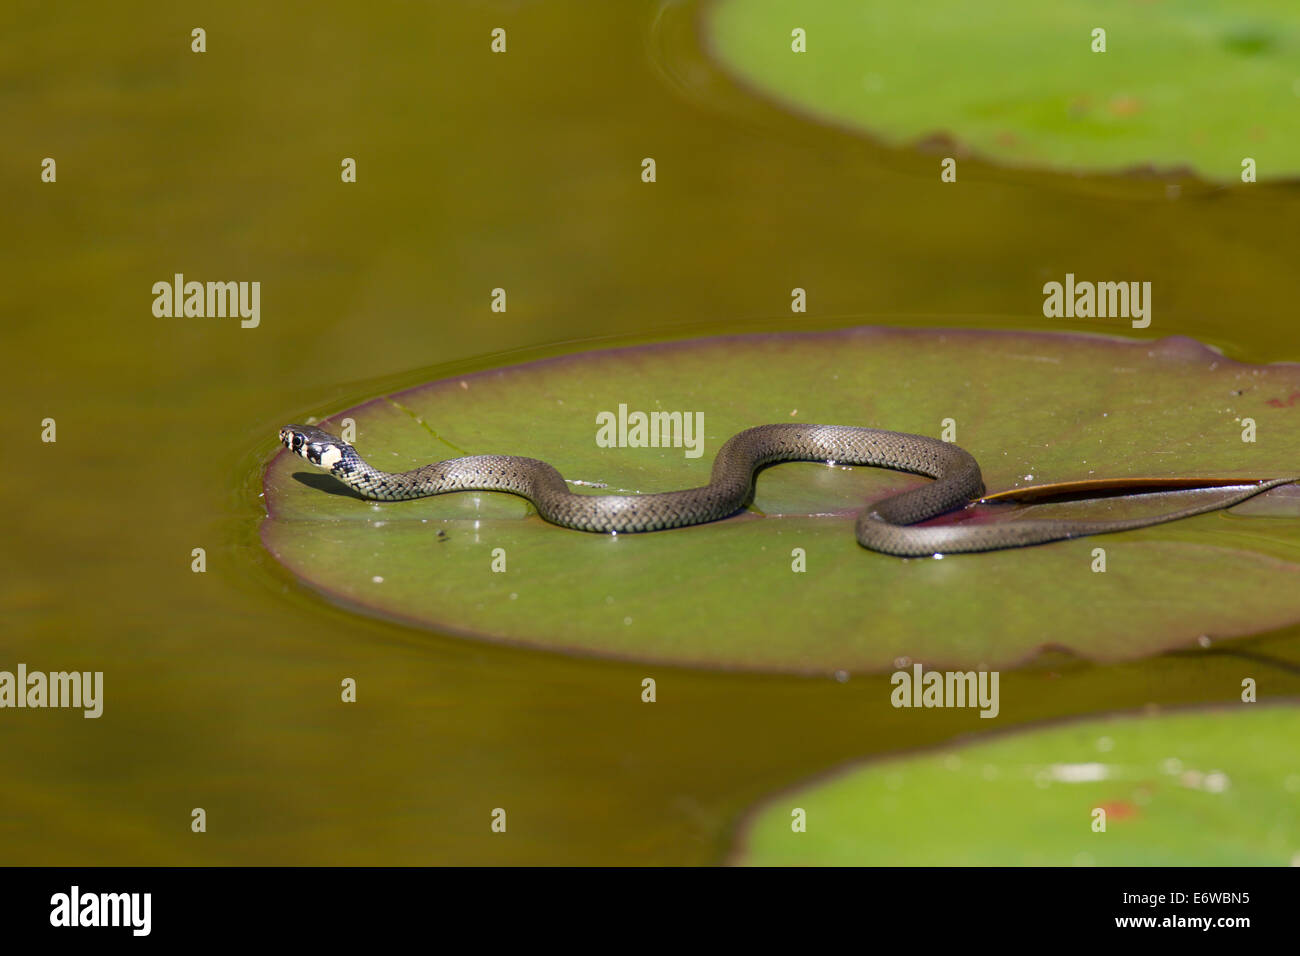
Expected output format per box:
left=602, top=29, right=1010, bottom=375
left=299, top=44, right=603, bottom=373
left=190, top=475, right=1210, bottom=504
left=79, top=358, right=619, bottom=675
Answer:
left=279, top=424, right=350, bottom=471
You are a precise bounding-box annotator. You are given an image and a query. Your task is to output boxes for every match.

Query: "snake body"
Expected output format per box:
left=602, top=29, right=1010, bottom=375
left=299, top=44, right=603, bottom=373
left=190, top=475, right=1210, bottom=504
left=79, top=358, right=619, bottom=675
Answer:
left=279, top=423, right=1290, bottom=556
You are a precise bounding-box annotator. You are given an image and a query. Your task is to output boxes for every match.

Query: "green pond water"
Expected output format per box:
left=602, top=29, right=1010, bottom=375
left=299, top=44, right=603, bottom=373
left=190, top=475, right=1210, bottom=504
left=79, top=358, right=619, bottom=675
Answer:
left=3, top=0, right=1299, bottom=864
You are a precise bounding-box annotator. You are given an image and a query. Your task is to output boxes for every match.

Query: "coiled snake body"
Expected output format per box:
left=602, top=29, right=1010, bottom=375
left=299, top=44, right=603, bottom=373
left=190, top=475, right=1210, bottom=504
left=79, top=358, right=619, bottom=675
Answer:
left=279, top=423, right=1290, bottom=556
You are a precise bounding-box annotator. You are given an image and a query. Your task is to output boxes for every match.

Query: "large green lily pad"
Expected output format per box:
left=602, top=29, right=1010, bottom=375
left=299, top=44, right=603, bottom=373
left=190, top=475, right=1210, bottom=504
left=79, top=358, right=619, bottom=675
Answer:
left=729, top=704, right=1300, bottom=865
left=260, top=327, right=1300, bottom=673
left=706, top=0, right=1300, bottom=180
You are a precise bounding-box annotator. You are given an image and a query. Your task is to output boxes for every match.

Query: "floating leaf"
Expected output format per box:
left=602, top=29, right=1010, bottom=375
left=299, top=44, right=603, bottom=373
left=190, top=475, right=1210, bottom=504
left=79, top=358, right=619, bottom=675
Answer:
left=706, top=0, right=1300, bottom=179
left=260, top=327, right=1300, bottom=673
left=729, top=705, right=1300, bottom=865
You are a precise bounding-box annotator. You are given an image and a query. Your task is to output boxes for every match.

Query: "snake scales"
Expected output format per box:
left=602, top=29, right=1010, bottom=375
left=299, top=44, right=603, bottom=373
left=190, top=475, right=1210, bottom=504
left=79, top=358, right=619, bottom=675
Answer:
left=279, top=423, right=1291, bottom=556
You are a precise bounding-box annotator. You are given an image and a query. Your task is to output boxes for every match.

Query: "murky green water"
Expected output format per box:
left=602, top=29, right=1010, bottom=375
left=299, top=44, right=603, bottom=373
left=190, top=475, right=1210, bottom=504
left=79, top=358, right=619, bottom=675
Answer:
left=3, top=0, right=1298, bottom=864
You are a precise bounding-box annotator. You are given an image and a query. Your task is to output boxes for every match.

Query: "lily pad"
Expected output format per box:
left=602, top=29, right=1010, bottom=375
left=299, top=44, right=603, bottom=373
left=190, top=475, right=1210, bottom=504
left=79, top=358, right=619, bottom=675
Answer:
left=260, top=327, right=1300, bottom=673
left=729, top=705, right=1300, bottom=865
left=706, top=0, right=1300, bottom=180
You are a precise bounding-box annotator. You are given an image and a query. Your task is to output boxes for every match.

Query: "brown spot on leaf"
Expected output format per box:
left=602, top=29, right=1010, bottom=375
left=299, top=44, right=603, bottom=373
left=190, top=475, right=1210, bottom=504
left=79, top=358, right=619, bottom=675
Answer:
left=913, top=131, right=962, bottom=155
left=1099, top=800, right=1138, bottom=821
left=1067, top=96, right=1092, bottom=118
left=1108, top=94, right=1142, bottom=117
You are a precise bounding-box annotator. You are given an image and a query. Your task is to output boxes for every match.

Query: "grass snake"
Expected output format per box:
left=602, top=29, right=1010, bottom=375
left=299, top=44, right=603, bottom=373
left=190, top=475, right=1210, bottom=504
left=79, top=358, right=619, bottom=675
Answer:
left=279, top=423, right=1291, bottom=556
